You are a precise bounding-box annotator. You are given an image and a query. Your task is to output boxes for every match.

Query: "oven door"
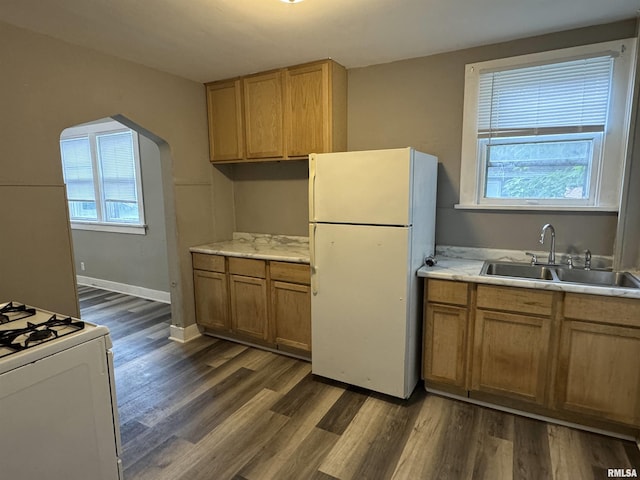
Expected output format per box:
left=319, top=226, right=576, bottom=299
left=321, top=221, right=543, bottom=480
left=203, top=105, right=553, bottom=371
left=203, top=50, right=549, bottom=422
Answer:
left=0, top=336, right=122, bottom=480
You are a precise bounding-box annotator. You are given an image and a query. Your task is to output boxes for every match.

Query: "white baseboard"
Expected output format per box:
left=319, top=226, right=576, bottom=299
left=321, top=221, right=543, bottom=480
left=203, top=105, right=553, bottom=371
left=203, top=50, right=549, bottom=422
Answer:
left=169, top=324, right=202, bottom=343
left=77, top=275, right=171, bottom=304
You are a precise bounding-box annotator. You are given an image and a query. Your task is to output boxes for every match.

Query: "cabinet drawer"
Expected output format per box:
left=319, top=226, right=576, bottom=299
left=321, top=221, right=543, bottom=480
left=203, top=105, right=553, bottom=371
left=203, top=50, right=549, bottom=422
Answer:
left=477, top=285, right=553, bottom=316
left=564, top=293, right=640, bottom=328
left=192, top=253, right=226, bottom=273
left=427, top=279, right=469, bottom=306
left=270, top=261, right=310, bottom=285
left=228, top=257, right=266, bottom=278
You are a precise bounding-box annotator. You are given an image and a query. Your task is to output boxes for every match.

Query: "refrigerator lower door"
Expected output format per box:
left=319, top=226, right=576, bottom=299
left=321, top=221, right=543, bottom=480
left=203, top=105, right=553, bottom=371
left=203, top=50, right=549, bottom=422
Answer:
left=311, top=223, right=416, bottom=398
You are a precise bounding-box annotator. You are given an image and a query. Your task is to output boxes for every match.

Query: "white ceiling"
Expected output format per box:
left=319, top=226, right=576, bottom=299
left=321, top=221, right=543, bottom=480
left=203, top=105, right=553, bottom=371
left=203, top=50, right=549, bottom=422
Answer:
left=0, top=0, right=638, bottom=83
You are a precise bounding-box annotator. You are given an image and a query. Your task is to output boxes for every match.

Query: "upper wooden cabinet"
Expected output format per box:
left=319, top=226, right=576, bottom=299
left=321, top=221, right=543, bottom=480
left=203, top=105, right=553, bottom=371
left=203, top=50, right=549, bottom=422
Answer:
left=244, top=71, right=284, bottom=159
left=206, top=80, right=244, bottom=162
left=285, top=60, right=347, bottom=157
left=204, top=59, right=347, bottom=163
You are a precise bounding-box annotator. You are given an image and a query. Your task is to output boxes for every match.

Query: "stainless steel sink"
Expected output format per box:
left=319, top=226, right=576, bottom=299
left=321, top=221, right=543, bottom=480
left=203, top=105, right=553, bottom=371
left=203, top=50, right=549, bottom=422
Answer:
left=554, top=268, right=640, bottom=288
left=480, top=261, right=640, bottom=289
left=480, top=262, right=555, bottom=280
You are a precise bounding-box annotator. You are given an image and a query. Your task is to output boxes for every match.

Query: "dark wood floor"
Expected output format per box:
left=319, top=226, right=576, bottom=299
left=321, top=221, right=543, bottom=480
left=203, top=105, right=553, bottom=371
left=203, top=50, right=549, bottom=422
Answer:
left=78, top=286, right=640, bottom=480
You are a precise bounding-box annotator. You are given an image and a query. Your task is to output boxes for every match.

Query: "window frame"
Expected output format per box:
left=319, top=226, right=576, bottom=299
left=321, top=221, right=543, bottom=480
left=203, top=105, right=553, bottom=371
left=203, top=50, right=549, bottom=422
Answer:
left=60, top=120, right=146, bottom=235
left=457, top=38, right=637, bottom=211
left=478, top=131, right=603, bottom=207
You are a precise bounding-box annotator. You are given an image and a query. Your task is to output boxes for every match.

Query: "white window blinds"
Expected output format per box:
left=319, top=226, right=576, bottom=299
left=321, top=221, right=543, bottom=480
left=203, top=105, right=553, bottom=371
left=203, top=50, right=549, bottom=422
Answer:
left=60, top=119, right=144, bottom=229
left=98, top=131, right=137, bottom=203
left=60, top=137, right=95, bottom=202
left=477, top=55, right=614, bottom=138
left=97, top=130, right=140, bottom=223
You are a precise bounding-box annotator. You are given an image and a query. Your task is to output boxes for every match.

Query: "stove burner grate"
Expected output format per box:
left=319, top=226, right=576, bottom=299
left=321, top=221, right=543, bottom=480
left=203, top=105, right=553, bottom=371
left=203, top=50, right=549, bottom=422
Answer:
left=0, top=302, right=36, bottom=325
left=26, top=328, right=55, bottom=344
left=0, top=314, right=85, bottom=357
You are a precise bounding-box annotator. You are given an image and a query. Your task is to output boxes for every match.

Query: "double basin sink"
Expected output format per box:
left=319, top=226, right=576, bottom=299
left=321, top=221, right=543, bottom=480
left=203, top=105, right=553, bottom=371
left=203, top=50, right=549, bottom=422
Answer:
left=481, top=262, right=640, bottom=289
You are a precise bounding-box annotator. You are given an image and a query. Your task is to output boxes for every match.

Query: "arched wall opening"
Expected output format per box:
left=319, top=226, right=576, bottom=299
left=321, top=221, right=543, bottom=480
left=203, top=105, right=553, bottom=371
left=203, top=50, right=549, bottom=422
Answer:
left=59, top=114, right=184, bottom=330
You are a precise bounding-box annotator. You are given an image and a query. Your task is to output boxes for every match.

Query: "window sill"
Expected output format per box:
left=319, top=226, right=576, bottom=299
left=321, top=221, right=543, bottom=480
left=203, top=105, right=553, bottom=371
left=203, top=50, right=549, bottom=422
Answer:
left=454, top=204, right=618, bottom=212
left=70, top=222, right=147, bottom=235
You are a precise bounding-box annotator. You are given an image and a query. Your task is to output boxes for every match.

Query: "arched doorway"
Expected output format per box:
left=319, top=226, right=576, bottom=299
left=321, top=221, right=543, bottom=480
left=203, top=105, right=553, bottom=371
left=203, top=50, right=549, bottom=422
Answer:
left=59, top=114, right=182, bottom=329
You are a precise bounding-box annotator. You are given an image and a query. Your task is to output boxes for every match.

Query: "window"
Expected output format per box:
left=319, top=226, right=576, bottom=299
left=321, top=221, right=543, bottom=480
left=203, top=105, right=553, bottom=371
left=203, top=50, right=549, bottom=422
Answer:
left=458, top=39, right=636, bottom=210
left=60, top=119, right=146, bottom=234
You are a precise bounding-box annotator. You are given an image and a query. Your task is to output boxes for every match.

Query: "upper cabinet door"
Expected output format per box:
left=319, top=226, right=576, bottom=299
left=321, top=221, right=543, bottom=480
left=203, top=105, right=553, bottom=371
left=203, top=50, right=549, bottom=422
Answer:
left=206, top=80, right=244, bottom=162
left=243, top=71, right=284, bottom=159
left=204, top=60, right=346, bottom=163
left=285, top=62, right=329, bottom=157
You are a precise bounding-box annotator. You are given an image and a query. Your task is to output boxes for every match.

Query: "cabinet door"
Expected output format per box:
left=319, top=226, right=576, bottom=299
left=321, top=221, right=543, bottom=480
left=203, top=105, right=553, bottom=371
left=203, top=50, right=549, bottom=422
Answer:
left=229, top=274, right=269, bottom=341
left=471, top=310, right=551, bottom=405
left=193, top=270, right=230, bottom=331
left=243, top=71, right=284, bottom=159
left=285, top=62, right=328, bottom=157
left=556, top=320, right=640, bottom=426
left=423, top=303, right=468, bottom=390
left=206, top=80, right=243, bottom=162
left=271, top=281, right=311, bottom=353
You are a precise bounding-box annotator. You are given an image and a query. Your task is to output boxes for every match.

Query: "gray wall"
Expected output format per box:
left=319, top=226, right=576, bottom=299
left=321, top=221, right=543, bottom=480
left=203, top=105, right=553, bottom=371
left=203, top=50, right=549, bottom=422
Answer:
left=0, top=20, right=234, bottom=324
left=4, top=17, right=635, bottom=320
left=71, top=134, right=170, bottom=292
left=231, top=19, right=635, bottom=256
left=347, top=20, right=636, bottom=256
left=230, top=160, right=309, bottom=237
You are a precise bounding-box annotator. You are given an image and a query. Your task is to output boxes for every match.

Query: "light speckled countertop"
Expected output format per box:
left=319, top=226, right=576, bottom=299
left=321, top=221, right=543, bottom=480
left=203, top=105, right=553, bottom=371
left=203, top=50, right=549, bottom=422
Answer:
left=418, top=247, right=640, bottom=300
left=190, top=232, right=309, bottom=264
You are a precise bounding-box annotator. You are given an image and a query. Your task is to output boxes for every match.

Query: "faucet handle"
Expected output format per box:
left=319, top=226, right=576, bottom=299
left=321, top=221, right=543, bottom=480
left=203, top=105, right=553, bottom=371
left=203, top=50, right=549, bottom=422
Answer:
left=584, top=249, right=592, bottom=270
left=525, top=252, right=538, bottom=265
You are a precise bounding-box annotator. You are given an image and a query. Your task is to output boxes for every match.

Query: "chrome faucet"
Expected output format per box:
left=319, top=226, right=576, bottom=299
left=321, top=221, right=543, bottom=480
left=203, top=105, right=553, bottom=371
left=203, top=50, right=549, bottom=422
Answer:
left=539, top=224, right=556, bottom=265
left=584, top=249, right=592, bottom=270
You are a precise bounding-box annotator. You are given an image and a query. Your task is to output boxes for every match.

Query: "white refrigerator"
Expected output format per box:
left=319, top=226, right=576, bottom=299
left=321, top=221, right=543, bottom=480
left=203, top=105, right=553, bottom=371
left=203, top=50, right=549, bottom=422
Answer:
left=309, top=147, right=438, bottom=399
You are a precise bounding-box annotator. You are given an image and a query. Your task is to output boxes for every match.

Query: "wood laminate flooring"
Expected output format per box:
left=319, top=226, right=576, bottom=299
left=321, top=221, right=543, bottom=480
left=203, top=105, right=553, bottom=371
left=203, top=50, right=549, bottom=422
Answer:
left=78, top=286, right=640, bottom=480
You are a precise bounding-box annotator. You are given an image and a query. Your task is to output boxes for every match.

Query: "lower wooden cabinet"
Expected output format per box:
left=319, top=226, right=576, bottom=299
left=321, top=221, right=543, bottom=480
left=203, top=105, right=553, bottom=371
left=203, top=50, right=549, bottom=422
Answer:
left=470, top=285, right=554, bottom=407
left=192, top=253, right=311, bottom=357
left=193, top=269, right=230, bottom=331
left=423, top=280, right=470, bottom=393
left=192, top=253, right=230, bottom=332
left=422, top=280, right=640, bottom=433
left=269, top=261, right=311, bottom=354
left=229, top=275, right=269, bottom=341
left=555, top=294, right=640, bottom=426
left=471, top=309, right=551, bottom=406
left=556, top=320, right=640, bottom=426
left=271, top=280, right=311, bottom=352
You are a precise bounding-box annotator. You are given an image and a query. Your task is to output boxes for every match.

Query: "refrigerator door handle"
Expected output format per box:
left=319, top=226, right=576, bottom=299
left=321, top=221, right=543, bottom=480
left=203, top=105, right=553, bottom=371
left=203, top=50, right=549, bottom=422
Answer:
left=310, top=223, right=318, bottom=295
left=309, top=154, right=316, bottom=222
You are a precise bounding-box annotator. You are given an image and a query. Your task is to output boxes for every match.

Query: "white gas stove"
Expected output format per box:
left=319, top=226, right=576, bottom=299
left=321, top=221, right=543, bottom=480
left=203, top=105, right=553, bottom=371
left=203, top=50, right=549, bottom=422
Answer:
left=0, top=301, right=110, bottom=371
left=0, top=301, right=123, bottom=480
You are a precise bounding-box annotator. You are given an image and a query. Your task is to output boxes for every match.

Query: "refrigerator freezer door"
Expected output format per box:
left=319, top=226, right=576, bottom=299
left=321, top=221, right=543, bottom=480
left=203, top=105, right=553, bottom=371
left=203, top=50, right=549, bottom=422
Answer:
left=310, top=148, right=414, bottom=226
left=311, top=223, right=416, bottom=398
